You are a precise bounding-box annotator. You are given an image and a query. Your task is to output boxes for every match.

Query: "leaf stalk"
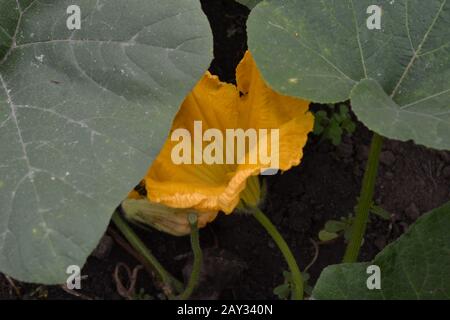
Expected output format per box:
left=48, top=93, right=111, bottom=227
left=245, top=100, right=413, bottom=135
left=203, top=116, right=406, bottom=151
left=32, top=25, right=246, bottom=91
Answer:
left=343, top=133, right=384, bottom=263
left=111, top=211, right=184, bottom=294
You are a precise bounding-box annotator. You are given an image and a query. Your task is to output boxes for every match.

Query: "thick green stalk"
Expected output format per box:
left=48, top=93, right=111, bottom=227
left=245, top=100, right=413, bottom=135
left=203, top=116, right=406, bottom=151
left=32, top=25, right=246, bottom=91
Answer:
left=343, top=133, right=384, bottom=263
left=252, top=207, right=304, bottom=300
left=111, top=211, right=184, bottom=293
left=177, top=214, right=203, bottom=300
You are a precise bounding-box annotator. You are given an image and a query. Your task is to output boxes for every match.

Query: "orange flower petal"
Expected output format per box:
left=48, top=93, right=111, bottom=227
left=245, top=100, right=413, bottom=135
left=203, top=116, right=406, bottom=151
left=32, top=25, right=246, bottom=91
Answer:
left=144, top=51, right=314, bottom=215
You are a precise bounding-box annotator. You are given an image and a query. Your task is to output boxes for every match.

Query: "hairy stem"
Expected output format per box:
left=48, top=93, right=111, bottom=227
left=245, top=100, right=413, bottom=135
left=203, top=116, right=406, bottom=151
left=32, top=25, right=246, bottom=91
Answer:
left=177, top=214, right=203, bottom=300
left=111, top=211, right=184, bottom=294
left=343, top=133, right=384, bottom=263
left=252, top=207, right=303, bottom=300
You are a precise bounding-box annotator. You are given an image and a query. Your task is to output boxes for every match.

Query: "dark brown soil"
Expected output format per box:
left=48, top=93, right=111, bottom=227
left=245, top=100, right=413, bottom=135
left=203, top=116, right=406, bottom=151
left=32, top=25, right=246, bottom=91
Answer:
left=1, top=0, right=449, bottom=300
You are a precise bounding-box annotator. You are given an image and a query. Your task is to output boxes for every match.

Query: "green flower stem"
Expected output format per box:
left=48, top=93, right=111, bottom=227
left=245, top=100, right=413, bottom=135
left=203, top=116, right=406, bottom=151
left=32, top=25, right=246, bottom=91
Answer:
left=251, top=207, right=303, bottom=300
left=240, top=175, right=261, bottom=207
left=343, top=133, right=384, bottom=263
left=177, top=214, right=203, bottom=300
left=111, top=211, right=184, bottom=294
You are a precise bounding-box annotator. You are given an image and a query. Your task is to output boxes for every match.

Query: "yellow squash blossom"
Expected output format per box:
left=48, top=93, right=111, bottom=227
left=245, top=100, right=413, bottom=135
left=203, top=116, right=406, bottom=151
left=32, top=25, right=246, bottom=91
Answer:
left=123, top=51, right=314, bottom=235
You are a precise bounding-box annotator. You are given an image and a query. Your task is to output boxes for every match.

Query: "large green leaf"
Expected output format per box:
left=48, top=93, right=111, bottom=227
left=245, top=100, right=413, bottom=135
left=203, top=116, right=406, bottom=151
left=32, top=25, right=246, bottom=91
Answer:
left=312, top=201, right=450, bottom=299
left=0, top=0, right=212, bottom=284
left=247, top=0, right=450, bottom=150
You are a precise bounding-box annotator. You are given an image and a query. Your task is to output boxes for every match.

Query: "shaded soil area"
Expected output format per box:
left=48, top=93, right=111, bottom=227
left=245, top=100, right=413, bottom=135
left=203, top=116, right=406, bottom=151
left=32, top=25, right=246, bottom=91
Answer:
left=1, top=0, right=449, bottom=300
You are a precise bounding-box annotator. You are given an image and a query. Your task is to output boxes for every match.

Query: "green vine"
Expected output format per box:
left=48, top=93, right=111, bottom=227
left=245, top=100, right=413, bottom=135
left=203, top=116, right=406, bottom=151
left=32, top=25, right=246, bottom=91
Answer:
left=251, top=207, right=304, bottom=300
left=111, top=211, right=184, bottom=294
left=343, top=133, right=384, bottom=263
left=176, top=214, right=203, bottom=300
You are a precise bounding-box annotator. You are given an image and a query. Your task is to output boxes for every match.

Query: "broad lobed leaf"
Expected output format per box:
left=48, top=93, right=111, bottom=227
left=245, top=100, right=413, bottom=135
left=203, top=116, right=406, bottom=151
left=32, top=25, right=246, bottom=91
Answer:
left=312, top=201, right=450, bottom=300
left=0, top=0, right=212, bottom=284
left=248, top=0, right=450, bottom=150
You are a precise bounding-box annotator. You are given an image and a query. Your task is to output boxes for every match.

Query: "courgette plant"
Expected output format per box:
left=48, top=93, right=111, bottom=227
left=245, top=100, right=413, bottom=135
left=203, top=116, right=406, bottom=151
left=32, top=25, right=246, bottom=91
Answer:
left=0, top=0, right=448, bottom=301
left=246, top=0, right=450, bottom=299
